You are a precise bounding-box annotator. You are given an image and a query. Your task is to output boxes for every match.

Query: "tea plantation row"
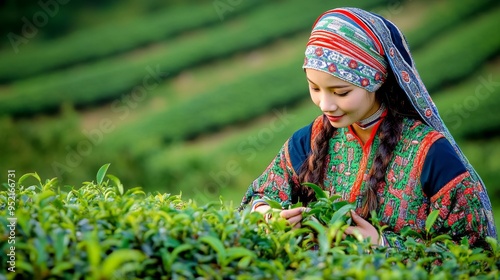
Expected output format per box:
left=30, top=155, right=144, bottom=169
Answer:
left=404, top=0, right=497, bottom=50
left=132, top=62, right=500, bottom=203
left=0, top=0, right=267, bottom=82
left=0, top=0, right=389, bottom=116
left=105, top=6, right=500, bottom=152
left=0, top=1, right=500, bottom=123
left=0, top=169, right=499, bottom=279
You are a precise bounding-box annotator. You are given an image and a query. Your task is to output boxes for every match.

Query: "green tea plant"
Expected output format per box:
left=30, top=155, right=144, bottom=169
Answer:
left=299, top=183, right=356, bottom=227
left=106, top=5, right=500, bottom=152
left=406, top=0, right=498, bottom=50
left=0, top=0, right=391, bottom=116
left=264, top=184, right=354, bottom=226
left=0, top=0, right=268, bottom=82
left=416, top=5, right=500, bottom=91
left=0, top=165, right=499, bottom=279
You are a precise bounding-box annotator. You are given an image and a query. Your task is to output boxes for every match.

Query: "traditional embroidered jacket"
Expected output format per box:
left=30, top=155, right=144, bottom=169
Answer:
left=240, top=115, right=489, bottom=248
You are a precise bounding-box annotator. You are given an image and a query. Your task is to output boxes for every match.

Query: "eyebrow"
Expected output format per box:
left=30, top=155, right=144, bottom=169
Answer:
left=306, top=77, right=350, bottom=89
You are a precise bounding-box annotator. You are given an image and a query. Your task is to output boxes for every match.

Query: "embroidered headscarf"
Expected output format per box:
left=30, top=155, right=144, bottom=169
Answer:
left=303, top=9, right=388, bottom=92
left=303, top=7, right=497, bottom=239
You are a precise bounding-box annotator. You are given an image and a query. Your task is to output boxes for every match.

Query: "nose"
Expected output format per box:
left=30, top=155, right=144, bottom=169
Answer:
left=318, top=91, right=338, bottom=112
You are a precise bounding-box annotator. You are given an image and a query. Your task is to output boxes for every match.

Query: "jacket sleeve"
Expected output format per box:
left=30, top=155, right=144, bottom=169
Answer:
left=384, top=172, right=490, bottom=249
left=238, top=141, right=297, bottom=210
left=238, top=119, right=316, bottom=211
left=383, top=138, right=490, bottom=249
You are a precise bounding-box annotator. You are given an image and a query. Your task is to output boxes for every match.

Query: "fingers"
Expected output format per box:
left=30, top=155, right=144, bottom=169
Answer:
left=343, top=226, right=360, bottom=236
left=350, top=210, right=369, bottom=226
left=253, top=204, right=271, bottom=214
left=279, top=207, right=305, bottom=219
left=279, top=207, right=305, bottom=229
left=287, top=213, right=303, bottom=227
left=345, top=211, right=379, bottom=244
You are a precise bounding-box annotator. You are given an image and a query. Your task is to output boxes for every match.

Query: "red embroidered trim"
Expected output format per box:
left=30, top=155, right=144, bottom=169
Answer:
left=431, top=172, right=468, bottom=203
left=414, top=131, right=444, bottom=196
left=348, top=117, right=386, bottom=203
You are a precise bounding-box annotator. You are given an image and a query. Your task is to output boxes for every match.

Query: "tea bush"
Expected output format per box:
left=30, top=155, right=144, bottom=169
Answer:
left=0, top=0, right=267, bottom=82
left=3, top=0, right=499, bottom=118
left=432, top=64, right=500, bottom=140
left=108, top=2, right=500, bottom=151
left=416, top=5, right=500, bottom=91
left=0, top=0, right=389, bottom=116
left=1, top=166, right=499, bottom=279
left=406, top=0, right=498, bottom=50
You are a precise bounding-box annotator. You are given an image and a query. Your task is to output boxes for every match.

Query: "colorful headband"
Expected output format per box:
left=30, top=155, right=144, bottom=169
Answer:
left=303, top=9, right=388, bottom=92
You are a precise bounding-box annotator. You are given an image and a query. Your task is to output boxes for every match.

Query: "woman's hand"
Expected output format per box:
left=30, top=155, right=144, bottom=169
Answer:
left=344, top=210, right=379, bottom=245
left=280, top=207, right=306, bottom=229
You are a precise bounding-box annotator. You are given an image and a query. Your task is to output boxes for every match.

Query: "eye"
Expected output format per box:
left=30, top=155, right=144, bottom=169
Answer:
left=309, top=86, right=320, bottom=92
left=334, top=91, right=350, bottom=97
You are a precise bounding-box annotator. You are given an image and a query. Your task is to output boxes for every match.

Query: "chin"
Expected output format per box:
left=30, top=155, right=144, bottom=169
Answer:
left=327, top=121, right=350, bottom=128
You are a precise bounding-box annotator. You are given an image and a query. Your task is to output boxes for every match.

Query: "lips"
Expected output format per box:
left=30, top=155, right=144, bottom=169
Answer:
left=325, top=114, right=344, bottom=122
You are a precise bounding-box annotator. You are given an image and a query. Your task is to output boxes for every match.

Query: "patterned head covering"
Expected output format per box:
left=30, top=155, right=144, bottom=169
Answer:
left=303, top=9, right=388, bottom=92
left=304, top=8, right=497, bottom=239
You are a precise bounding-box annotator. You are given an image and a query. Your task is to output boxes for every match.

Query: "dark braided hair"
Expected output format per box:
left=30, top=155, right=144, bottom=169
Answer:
left=293, top=69, right=423, bottom=217
left=292, top=114, right=336, bottom=204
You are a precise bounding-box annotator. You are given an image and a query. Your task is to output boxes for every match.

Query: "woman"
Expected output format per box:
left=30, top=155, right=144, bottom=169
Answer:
left=239, top=7, right=497, bottom=249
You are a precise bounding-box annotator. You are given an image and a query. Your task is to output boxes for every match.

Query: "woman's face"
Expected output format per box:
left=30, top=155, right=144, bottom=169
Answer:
left=306, top=69, right=380, bottom=128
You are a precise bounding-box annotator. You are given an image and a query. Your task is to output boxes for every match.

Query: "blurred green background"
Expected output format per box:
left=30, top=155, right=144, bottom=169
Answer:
left=1, top=0, right=499, bottom=230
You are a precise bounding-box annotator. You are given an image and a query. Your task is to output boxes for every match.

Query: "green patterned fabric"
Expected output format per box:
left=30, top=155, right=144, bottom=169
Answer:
left=240, top=117, right=490, bottom=248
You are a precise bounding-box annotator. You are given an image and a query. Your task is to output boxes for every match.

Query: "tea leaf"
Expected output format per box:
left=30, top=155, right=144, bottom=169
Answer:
left=425, top=210, right=440, bottom=233
left=264, top=199, right=283, bottom=210
left=18, top=172, right=42, bottom=186
left=50, top=262, right=73, bottom=275
left=430, top=234, right=452, bottom=243
left=224, top=247, right=256, bottom=266
left=237, top=256, right=252, bottom=269
left=42, top=177, right=58, bottom=191
left=331, top=200, right=349, bottom=211
left=101, top=249, right=145, bottom=278
left=37, top=190, right=56, bottom=207
left=303, top=219, right=329, bottom=256
left=291, top=201, right=303, bottom=208
left=302, top=182, right=328, bottom=199
left=5, top=171, right=499, bottom=278
left=303, top=219, right=320, bottom=232
left=226, top=247, right=256, bottom=259
left=16, top=261, right=34, bottom=274
left=401, top=227, right=423, bottom=239
left=485, top=236, right=498, bottom=252
left=467, top=253, right=489, bottom=263
left=85, top=233, right=101, bottom=271
left=96, top=163, right=111, bottom=185
left=329, top=194, right=342, bottom=203
left=329, top=203, right=356, bottom=225
left=200, top=236, right=227, bottom=265
left=53, top=229, right=67, bottom=263
left=107, top=174, right=124, bottom=195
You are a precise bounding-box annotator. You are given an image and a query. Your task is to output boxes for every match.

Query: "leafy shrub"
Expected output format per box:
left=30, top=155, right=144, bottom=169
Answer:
left=416, top=5, right=500, bottom=91
left=0, top=1, right=268, bottom=82
left=406, top=0, right=498, bottom=50
left=432, top=63, right=500, bottom=140
left=266, top=183, right=356, bottom=227
left=1, top=166, right=499, bottom=279
left=0, top=0, right=390, bottom=116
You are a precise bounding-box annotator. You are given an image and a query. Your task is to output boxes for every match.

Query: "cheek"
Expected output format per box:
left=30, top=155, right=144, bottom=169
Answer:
left=347, top=93, right=372, bottom=112
left=309, top=92, right=320, bottom=106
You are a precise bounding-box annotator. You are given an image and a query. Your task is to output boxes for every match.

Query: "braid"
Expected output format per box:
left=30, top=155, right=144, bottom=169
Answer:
left=294, top=115, right=335, bottom=205
left=360, top=68, right=421, bottom=218
left=360, top=110, right=402, bottom=217
left=294, top=69, right=421, bottom=211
